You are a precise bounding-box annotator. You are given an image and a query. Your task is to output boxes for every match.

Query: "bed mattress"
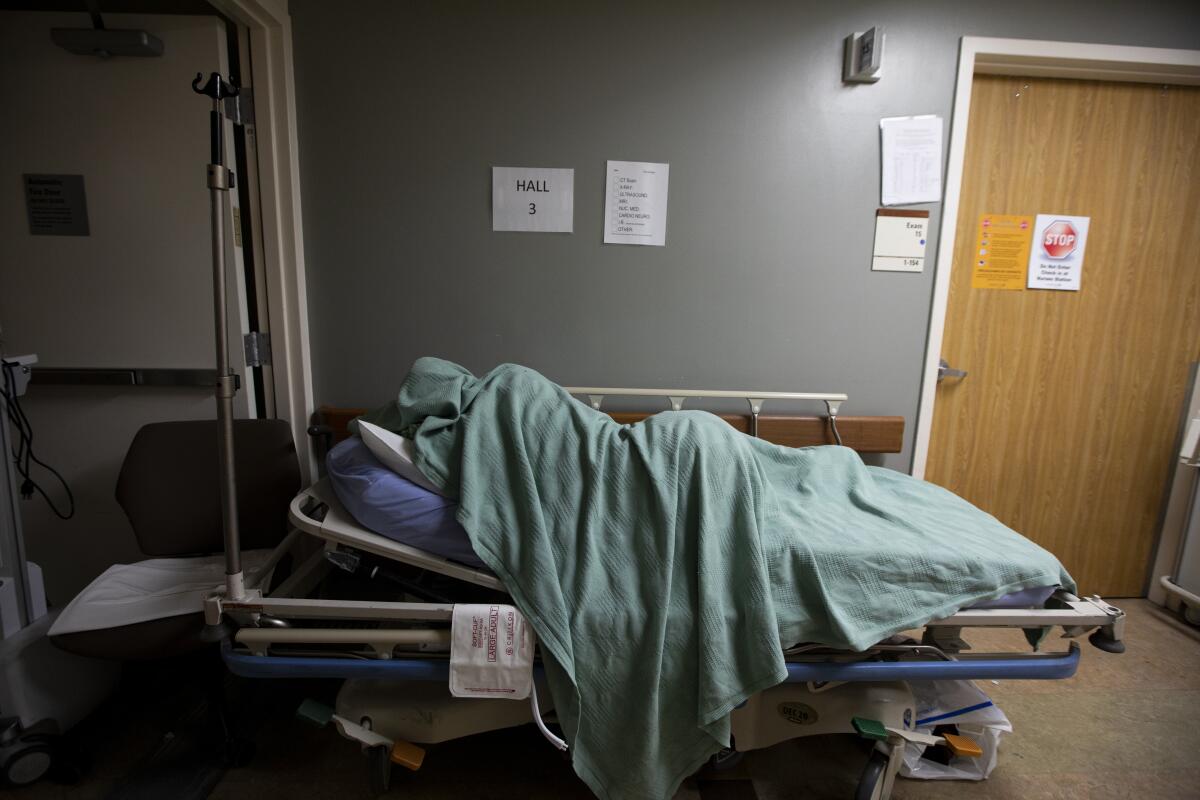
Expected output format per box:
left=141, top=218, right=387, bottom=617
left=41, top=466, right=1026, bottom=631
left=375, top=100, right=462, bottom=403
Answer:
left=325, top=436, right=1054, bottom=609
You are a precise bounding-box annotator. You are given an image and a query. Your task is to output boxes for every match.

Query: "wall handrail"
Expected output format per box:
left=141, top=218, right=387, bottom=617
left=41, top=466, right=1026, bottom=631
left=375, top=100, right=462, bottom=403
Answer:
left=30, top=367, right=218, bottom=388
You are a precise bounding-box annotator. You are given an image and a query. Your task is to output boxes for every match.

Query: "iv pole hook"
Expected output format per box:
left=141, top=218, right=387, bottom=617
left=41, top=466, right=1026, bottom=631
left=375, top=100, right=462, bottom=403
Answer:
left=192, top=71, right=239, bottom=100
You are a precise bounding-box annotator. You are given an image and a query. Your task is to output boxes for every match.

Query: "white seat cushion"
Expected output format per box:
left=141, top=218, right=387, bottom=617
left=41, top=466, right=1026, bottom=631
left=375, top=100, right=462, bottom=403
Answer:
left=48, top=550, right=273, bottom=637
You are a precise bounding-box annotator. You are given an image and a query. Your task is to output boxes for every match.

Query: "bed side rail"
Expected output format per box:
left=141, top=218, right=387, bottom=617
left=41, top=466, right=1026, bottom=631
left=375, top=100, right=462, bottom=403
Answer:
left=286, top=481, right=505, bottom=591
left=925, top=592, right=1125, bottom=653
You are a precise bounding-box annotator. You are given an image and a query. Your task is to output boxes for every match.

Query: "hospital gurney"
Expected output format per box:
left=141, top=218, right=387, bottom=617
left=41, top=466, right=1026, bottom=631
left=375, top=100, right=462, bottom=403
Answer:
left=203, top=388, right=1127, bottom=800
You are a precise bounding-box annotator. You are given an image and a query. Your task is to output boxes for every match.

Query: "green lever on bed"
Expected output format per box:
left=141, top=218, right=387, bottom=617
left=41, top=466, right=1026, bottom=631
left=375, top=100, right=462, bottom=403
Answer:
left=852, top=716, right=889, bottom=741
left=295, top=698, right=334, bottom=728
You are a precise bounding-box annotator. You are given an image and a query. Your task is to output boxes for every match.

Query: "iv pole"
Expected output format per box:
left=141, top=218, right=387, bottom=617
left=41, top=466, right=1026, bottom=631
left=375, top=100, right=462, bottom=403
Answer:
left=192, top=72, right=244, bottom=602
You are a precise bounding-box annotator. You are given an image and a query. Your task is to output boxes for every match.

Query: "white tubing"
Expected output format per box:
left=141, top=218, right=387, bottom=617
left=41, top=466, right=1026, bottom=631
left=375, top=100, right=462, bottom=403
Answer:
left=530, top=683, right=568, bottom=752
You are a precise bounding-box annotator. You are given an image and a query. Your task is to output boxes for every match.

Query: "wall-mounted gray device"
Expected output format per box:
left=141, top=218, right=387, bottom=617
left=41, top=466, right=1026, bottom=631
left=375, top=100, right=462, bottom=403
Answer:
left=843, top=27, right=884, bottom=83
left=50, top=1, right=163, bottom=58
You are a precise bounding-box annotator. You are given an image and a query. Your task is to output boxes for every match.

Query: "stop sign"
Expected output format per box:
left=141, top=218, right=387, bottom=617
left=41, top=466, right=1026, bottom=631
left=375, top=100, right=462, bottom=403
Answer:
left=1042, top=220, right=1077, bottom=259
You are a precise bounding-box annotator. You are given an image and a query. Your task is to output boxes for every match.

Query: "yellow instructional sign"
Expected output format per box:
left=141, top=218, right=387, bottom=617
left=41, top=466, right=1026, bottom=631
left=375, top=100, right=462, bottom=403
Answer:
left=971, top=214, right=1033, bottom=290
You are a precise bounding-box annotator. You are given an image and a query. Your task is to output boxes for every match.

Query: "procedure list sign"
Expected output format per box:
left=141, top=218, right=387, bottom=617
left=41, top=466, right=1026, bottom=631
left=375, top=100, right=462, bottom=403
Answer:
left=603, top=160, right=669, bottom=246
left=24, top=174, right=89, bottom=236
left=492, top=167, right=574, bottom=232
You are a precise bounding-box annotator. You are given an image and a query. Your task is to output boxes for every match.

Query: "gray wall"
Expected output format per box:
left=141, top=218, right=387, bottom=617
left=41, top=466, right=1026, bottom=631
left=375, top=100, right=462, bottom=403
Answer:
left=290, top=0, right=1200, bottom=471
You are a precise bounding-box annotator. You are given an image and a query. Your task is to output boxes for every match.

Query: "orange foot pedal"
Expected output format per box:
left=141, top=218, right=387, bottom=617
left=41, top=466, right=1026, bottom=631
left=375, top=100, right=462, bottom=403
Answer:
left=941, top=732, right=983, bottom=758
left=390, top=739, right=426, bottom=771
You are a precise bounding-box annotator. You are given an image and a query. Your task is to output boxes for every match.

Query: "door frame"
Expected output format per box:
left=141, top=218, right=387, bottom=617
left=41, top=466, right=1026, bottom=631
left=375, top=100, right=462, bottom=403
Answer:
left=209, top=0, right=316, bottom=480
left=910, top=37, right=1200, bottom=479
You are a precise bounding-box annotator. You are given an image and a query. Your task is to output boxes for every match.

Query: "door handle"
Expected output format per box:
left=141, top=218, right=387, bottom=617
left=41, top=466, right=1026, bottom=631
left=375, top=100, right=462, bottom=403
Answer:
left=937, top=359, right=968, bottom=383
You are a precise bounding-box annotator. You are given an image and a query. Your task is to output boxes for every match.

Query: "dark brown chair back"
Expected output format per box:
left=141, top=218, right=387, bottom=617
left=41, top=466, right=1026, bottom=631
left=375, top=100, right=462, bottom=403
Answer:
left=115, top=419, right=301, bottom=556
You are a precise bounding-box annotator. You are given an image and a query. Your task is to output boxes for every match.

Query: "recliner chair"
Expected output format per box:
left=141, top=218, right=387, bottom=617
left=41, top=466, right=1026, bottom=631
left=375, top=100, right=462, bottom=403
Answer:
left=50, top=418, right=300, bottom=659
left=3, top=420, right=304, bottom=788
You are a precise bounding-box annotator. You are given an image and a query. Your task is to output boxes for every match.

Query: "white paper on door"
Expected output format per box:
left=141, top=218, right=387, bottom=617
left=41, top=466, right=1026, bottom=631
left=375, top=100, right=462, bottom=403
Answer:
left=1027, top=214, right=1090, bottom=291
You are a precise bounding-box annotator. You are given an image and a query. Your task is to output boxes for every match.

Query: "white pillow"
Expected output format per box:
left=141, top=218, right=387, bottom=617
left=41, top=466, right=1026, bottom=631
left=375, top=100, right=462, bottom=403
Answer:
left=357, top=420, right=447, bottom=496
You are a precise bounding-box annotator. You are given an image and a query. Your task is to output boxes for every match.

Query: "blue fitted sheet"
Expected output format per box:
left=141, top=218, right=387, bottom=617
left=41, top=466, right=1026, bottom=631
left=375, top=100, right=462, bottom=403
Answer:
left=326, top=437, right=488, bottom=570
left=970, top=584, right=1054, bottom=608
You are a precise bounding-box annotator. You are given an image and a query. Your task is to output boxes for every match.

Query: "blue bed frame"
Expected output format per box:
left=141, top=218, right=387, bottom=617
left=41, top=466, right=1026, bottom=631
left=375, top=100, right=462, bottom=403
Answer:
left=222, top=641, right=1079, bottom=682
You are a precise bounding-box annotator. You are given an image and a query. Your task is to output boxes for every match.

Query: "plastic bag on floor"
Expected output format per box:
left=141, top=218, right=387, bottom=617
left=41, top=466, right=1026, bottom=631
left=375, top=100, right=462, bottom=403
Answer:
left=899, top=680, right=1011, bottom=781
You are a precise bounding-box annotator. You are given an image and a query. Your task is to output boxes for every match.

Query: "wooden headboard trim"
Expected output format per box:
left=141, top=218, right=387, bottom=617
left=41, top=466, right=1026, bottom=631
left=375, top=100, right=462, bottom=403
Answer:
left=312, top=406, right=904, bottom=453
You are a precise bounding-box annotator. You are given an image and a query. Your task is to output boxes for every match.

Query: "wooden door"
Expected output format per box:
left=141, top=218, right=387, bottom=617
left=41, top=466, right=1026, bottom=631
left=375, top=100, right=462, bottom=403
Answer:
left=926, top=75, right=1200, bottom=597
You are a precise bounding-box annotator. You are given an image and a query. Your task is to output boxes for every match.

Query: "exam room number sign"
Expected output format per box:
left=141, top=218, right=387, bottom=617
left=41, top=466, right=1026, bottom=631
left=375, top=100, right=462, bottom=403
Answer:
left=492, top=167, right=574, bottom=233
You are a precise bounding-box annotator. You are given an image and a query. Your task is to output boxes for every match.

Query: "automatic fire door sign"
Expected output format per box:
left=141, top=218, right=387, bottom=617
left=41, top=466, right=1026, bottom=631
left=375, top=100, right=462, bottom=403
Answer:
left=1027, top=214, right=1090, bottom=291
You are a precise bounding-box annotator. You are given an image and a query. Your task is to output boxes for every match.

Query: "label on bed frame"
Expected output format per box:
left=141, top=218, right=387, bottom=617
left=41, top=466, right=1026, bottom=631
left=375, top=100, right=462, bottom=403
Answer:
left=449, top=603, right=535, bottom=699
left=778, top=702, right=819, bottom=725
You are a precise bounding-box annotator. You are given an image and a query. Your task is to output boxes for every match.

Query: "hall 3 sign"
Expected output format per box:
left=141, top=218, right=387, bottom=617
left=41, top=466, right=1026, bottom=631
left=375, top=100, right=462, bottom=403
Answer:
left=492, top=166, right=574, bottom=233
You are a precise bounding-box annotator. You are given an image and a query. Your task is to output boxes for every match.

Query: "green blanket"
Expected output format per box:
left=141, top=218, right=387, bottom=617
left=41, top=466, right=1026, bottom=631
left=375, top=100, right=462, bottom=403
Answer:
left=361, top=358, right=1073, bottom=800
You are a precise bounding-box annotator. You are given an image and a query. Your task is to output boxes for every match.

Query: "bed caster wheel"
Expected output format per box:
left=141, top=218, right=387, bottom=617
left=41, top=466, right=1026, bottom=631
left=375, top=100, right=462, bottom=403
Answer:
left=708, top=745, right=744, bottom=771
left=854, top=750, right=889, bottom=800
left=1182, top=603, right=1200, bottom=627
left=1088, top=628, right=1126, bottom=653
left=1, top=744, right=54, bottom=787
left=0, top=720, right=58, bottom=788
left=365, top=744, right=392, bottom=796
